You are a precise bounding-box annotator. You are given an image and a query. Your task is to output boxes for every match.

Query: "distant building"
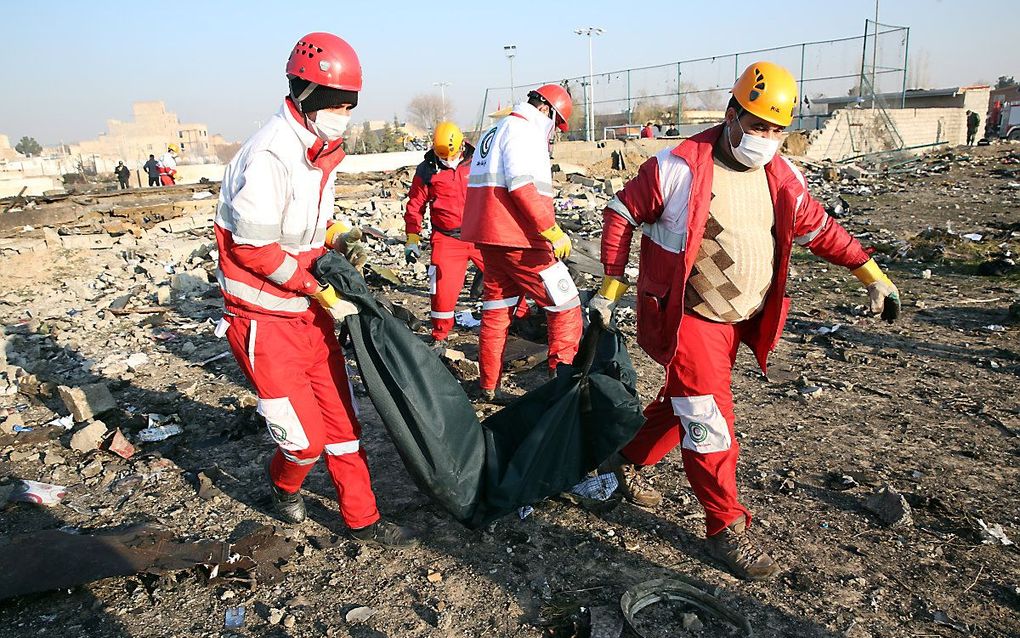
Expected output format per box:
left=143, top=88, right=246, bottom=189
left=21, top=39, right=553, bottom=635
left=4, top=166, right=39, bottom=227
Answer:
left=812, top=85, right=991, bottom=116
left=68, top=101, right=229, bottom=165
left=0, top=135, right=21, bottom=162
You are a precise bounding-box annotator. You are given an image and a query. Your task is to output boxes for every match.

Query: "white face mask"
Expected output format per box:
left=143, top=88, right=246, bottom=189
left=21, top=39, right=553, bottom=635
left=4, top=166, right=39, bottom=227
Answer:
left=728, top=117, right=780, bottom=168
left=310, top=110, right=351, bottom=141
left=440, top=154, right=461, bottom=169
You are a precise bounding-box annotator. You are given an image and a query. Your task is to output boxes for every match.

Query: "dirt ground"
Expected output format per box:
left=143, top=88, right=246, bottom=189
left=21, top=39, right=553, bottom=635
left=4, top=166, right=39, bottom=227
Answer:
left=0, top=144, right=1018, bottom=638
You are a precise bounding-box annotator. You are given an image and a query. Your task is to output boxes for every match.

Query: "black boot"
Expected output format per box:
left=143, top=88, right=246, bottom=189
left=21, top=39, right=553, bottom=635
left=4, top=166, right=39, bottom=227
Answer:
left=349, top=518, right=418, bottom=549
left=266, top=459, right=306, bottom=524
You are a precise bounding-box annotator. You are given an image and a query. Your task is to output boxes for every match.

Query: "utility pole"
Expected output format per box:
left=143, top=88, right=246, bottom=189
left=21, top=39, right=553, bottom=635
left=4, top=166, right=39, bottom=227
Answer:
left=503, top=45, right=517, bottom=104
left=871, top=0, right=880, bottom=108
left=574, top=27, right=604, bottom=141
left=433, top=81, right=451, bottom=117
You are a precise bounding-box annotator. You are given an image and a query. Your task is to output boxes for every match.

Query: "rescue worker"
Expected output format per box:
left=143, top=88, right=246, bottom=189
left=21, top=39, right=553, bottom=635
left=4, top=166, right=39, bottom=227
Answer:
left=143, top=154, right=160, bottom=187
left=590, top=62, right=901, bottom=580
left=114, top=161, right=131, bottom=189
left=158, top=144, right=179, bottom=185
left=214, top=31, right=415, bottom=548
left=462, top=84, right=582, bottom=401
left=404, top=121, right=480, bottom=346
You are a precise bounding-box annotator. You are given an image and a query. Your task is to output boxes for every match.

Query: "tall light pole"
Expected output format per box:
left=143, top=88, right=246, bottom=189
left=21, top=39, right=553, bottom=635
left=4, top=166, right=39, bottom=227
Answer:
left=433, top=81, right=451, bottom=117
left=574, top=27, right=604, bottom=141
left=503, top=45, right=517, bottom=104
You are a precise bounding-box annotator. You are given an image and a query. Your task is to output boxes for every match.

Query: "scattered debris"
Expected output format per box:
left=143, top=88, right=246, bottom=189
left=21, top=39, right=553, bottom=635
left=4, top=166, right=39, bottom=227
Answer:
left=977, top=519, right=1014, bottom=546
left=865, top=485, right=914, bottom=528
left=620, top=578, right=752, bottom=637
left=69, top=419, right=109, bottom=452
left=6, top=480, right=66, bottom=506
left=345, top=606, right=376, bottom=624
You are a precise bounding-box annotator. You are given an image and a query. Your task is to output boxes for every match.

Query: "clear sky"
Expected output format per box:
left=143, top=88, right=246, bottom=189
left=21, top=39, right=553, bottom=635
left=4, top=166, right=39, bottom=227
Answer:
left=2, top=0, right=1016, bottom=146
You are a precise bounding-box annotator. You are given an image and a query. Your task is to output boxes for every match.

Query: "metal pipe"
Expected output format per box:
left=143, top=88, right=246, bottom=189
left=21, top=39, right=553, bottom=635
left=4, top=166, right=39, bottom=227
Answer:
left=901, top=27, right=910, bottom=108
left=798, top=43, right=806, bottom=128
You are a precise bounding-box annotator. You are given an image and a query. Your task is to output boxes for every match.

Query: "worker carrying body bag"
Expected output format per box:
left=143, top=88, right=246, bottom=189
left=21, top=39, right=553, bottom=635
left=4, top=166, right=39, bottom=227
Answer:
left=312, top=251, right=645, bottom=528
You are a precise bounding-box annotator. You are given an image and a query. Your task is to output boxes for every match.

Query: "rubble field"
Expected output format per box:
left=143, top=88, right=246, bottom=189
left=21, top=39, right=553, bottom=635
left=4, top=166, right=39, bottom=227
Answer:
left=0, top=143, right=1018, bottom=638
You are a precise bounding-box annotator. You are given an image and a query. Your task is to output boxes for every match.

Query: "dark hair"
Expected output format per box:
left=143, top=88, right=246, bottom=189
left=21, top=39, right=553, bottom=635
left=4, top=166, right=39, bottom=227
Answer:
left=527, top=93, right=546, bottom=110
left=727, top=96, right=744, bottom=116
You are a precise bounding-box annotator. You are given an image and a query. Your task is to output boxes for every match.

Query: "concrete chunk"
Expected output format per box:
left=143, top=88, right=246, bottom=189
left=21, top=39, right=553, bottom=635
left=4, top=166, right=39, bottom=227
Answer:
left=70, top=420, right=109, bottom=452
left=58, top=383, right=117, bottom=422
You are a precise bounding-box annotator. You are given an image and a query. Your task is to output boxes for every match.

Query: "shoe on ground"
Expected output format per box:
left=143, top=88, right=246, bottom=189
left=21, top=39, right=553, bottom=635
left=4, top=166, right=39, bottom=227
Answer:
left=429, top=338, right=448, bottom=353
left=601, top=452, right=662, bottom=508
left=705, top=515, right=781, bottom=581
left=266, top=459, right=306, bottom=524
left=349, top=518, right=418, bottom=549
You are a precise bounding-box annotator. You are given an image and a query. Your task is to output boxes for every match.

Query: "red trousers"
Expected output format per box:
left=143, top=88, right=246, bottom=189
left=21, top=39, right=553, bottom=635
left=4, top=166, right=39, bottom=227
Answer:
left=224, top=308, right=380, bottom=529
left=428, top=231, right=485, bottom=341
left=478, top=246, right=583, bottom=391
left=622, top=313, right=752, bottom=536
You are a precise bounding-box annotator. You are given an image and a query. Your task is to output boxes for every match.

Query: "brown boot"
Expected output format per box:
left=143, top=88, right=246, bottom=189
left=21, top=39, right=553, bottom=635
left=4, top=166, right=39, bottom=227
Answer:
left=603, top=452, right=662, bottom=508
left=705, top=515, right=780, bottom=581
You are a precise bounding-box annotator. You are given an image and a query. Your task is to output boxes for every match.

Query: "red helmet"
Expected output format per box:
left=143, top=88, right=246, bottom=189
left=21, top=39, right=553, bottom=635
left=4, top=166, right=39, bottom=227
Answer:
left=530, top=84, right=573, bottom=131
left=286, top=32, right=362, bottom=91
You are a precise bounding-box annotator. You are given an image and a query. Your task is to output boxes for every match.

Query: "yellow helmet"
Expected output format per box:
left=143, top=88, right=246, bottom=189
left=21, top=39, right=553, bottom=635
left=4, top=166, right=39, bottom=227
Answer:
left=167, top=143, right=180, bottom=153
left=432, top=121, right=463, bottom=160
left=731, top=61, right=798, bottom=127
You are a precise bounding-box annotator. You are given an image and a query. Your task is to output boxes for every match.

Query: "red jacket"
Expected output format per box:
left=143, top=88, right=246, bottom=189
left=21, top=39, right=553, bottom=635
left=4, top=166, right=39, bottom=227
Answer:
left=601, top=125, right=870, bottom=371
left=404, top=147, right=473, bottom=236
left=462, top=102, right=556, bottom=249
left=215, top=98, right=347, bottom=320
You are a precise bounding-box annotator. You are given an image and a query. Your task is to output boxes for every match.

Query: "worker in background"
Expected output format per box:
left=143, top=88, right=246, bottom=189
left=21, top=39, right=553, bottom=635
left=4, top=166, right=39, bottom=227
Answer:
left=640, top=122, right=655, bottom=139
left=462, top=84, right=581, bottom=402
left=158, top=144, right=179, bottom=185
left=214, top=31, right=416, bottom=549
left=966, top=110, right=980, bottom=146
left=404, top=122, right=484, bottom=348
left=590, top=62, right=901, bottom=581
left=114, top=161, right=131, bottom=190
left=143, top=154, right=160, bottom=187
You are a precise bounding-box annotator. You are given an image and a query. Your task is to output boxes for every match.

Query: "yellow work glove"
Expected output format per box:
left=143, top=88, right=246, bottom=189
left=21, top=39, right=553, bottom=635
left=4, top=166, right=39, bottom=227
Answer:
left=540, top=224, right=572, bottom=260
left=589, top=276, right=629, bottom=329
left=325, top=222, right=368, bottom=273
left=312, top=284, right=359, bottom=322
left=404, top=233, right=422, bottom=264
left=852, top=259, right=900, bottom=322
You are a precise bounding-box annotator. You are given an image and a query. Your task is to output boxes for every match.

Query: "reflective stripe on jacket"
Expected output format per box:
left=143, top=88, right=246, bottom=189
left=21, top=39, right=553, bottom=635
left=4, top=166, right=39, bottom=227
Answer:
left=215, top=98, right=348, bottom=320
left=461, top=102, right=555, bottom=249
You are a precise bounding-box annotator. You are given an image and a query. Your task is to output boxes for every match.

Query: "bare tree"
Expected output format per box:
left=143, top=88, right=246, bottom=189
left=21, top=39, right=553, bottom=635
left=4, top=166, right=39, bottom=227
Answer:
left=407, top=94, right=453, bottom=131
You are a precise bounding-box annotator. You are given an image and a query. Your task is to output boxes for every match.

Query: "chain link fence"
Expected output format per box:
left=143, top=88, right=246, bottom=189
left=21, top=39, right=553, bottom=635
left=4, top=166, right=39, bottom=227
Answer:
left=474, top=21, right=909, bottom=141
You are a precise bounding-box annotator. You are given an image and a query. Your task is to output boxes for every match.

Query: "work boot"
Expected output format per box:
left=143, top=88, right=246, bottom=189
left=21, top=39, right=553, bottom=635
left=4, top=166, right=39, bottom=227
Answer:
left=349, top=518, right=418, bottom=549
left=266, top=460, right=306, bottom=524
left=429, top=337, right=448, bottom=353
left=705, top=515, right=781, bottom=581
left=602, top=452, right=662, bottom=508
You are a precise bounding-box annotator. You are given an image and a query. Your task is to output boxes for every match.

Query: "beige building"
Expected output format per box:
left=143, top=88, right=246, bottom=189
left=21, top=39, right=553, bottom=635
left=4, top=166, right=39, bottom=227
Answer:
left=0, top=135, right=21, bottom=162
left=69, top=101, right=219, bottom=165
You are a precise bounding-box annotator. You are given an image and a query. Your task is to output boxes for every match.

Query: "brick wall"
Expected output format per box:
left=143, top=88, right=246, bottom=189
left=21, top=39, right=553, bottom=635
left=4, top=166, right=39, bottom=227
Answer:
left=803, top=107, right=967, bottom=161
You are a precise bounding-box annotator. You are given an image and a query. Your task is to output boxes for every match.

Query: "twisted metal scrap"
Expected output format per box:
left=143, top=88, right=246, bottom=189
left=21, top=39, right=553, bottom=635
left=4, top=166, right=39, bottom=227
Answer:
left=620, top=578, right=753, bottom=637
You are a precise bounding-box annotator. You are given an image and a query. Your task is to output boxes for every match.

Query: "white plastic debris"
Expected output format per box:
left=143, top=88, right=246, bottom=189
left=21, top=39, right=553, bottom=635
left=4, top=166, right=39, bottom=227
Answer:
left=814, top=324, right=842, bottom=335
left=192, top=191, right=215, bottom=200
left=977, top=519, right=1014, bottom=546
left=47, top=415, right=75, bottom=430
left=137, top=420, right=183, bottom=442
left=962, top=233, right=983, bottom=241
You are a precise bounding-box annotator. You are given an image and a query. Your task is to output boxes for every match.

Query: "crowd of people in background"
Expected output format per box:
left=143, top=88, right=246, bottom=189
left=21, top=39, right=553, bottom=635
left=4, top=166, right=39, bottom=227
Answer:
left=113, top=143, right=181, bottom=188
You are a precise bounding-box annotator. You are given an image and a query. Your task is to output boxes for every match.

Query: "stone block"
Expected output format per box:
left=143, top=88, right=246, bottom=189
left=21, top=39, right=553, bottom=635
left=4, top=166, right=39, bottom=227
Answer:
left=58, top=383, right=117, bottom=422
left=70, top=419, right=109, bottom=452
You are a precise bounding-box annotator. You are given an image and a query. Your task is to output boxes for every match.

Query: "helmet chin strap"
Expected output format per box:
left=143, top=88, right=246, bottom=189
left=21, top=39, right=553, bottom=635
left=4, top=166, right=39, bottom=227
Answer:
left=293, top=81, right=318, bottom=112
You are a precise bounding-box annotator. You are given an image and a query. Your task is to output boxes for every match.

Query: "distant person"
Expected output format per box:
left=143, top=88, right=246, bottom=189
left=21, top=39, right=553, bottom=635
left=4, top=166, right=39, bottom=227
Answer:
left=665, top=125, right=680, bottom=136
left=114, top=161, right=131, bottom=189
left=158, top=144, right=180, bottom=185
left=966, top=110, right=980, bottom=146
left=143, top=154, right=160, bottom=187
left=640, top=122, right=655, bottom=139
